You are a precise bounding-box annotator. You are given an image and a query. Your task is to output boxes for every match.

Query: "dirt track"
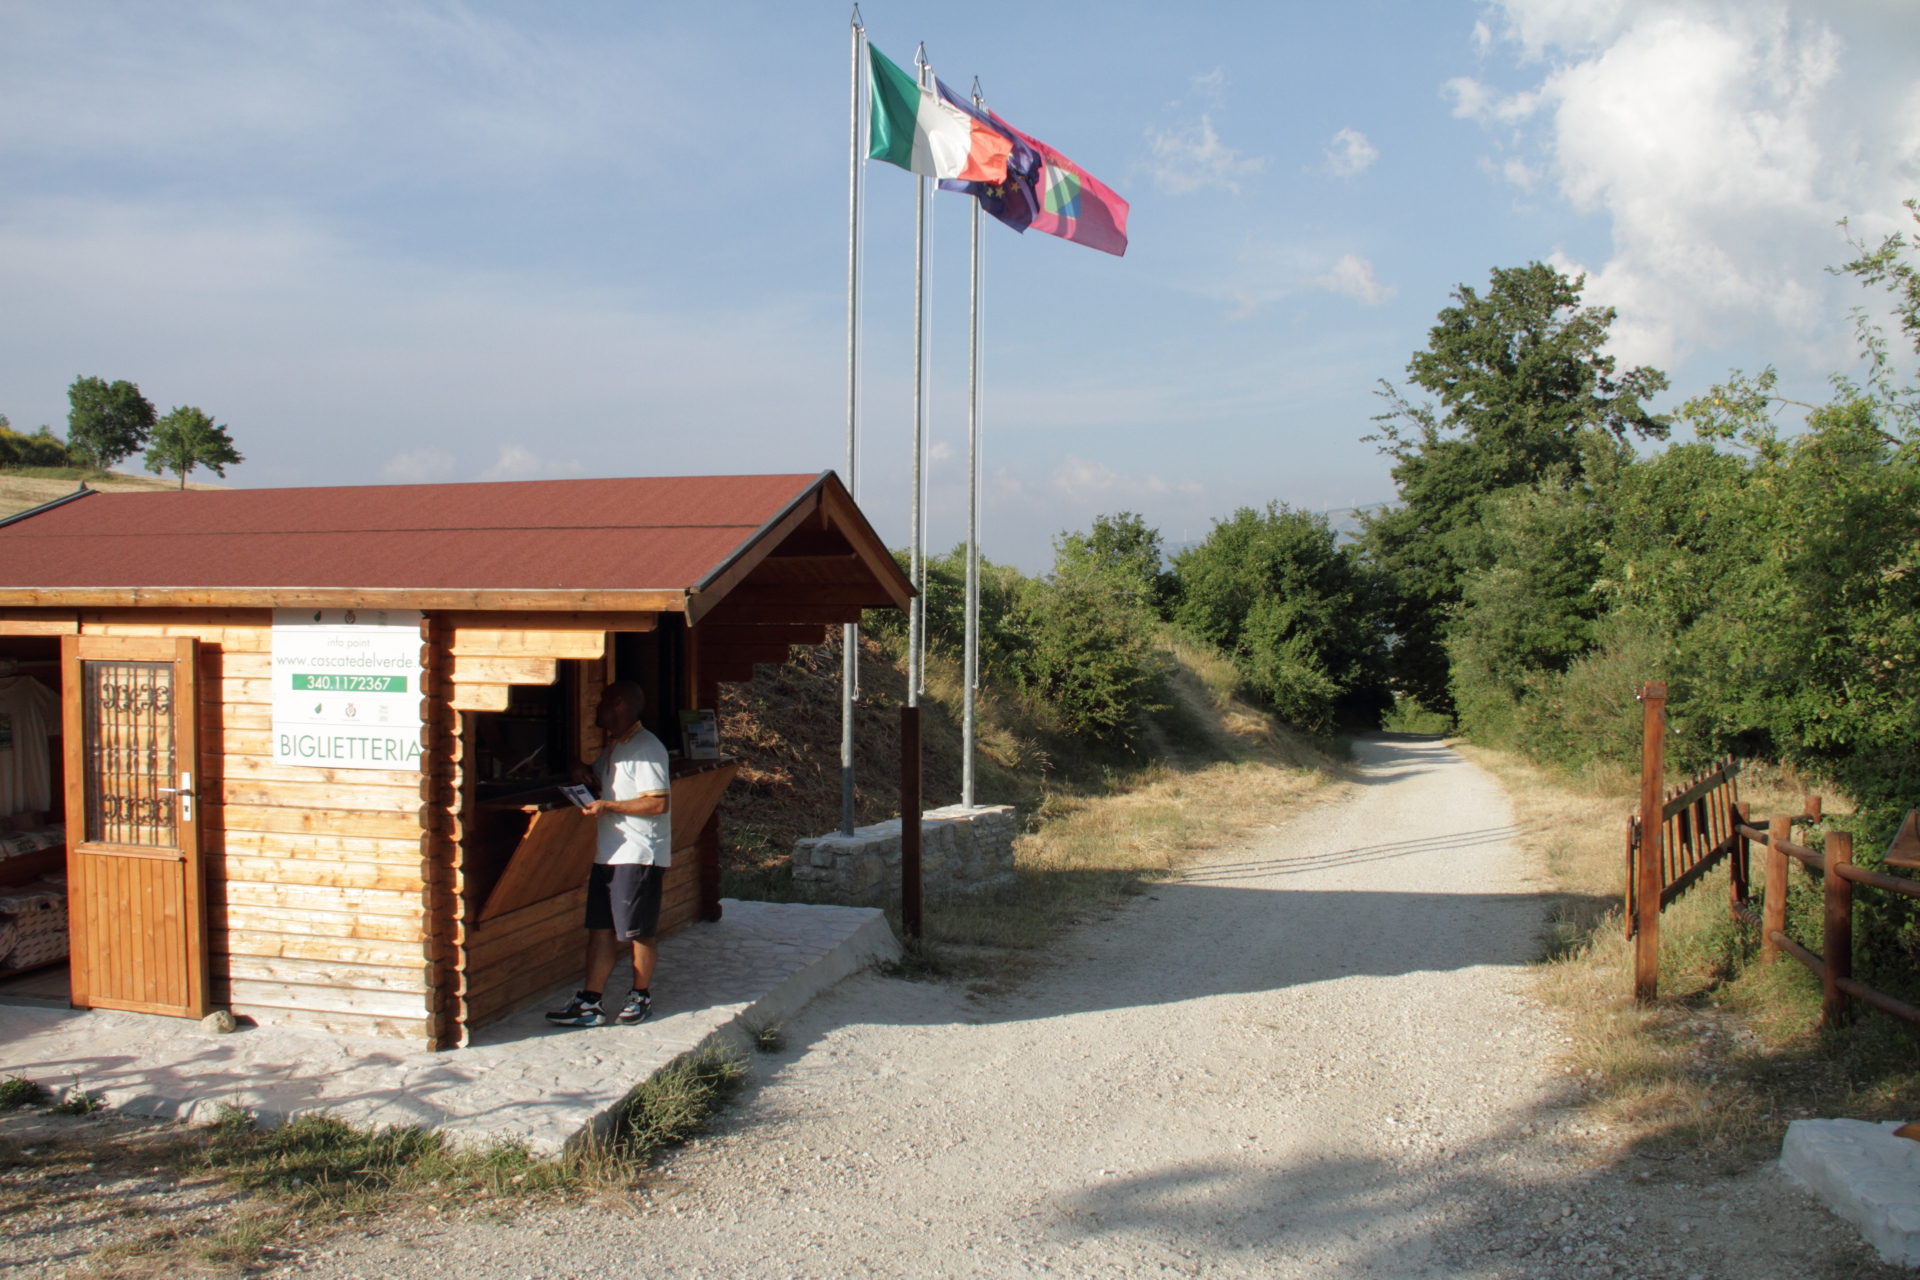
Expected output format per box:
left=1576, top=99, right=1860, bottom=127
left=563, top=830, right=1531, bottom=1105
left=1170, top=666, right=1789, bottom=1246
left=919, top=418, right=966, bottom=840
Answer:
left=298, top=736, right=1892, bottom=1279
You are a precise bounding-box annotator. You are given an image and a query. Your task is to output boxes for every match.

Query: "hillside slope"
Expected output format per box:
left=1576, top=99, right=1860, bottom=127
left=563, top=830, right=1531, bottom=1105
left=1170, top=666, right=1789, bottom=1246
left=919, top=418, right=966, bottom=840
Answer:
left=1, top=467, right=225, bottom=519
left=714, top=626, right=1342, bottom=895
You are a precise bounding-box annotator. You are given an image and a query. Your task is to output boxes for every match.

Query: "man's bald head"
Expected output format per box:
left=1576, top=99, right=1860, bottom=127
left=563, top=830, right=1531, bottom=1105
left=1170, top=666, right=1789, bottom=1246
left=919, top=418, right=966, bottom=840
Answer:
left=603, top=680, right=647, bottom=721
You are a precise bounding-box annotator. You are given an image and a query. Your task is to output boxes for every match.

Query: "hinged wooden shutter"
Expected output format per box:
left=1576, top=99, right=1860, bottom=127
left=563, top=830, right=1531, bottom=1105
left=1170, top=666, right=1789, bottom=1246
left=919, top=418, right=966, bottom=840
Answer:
left=60, top=634, right=210, bottom=1018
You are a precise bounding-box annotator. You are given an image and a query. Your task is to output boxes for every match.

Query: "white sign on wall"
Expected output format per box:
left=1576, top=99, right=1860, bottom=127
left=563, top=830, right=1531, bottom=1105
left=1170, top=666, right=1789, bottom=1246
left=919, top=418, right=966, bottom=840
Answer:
left=271, top=608, right=424, bottom=771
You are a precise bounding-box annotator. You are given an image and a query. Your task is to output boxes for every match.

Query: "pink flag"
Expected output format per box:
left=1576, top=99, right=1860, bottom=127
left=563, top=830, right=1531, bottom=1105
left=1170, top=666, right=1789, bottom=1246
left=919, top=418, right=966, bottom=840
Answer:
left=998, top=121, right=1129, bottom=257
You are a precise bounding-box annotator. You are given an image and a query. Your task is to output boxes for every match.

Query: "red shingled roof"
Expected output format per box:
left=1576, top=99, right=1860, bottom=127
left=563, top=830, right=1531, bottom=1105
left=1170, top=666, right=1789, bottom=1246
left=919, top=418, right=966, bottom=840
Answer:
left=0, top=474, right=824, bottom=591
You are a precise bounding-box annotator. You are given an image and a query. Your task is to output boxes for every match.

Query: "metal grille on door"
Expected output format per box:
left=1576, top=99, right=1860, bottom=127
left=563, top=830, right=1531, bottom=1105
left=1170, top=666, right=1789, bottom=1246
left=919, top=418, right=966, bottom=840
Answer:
left=81, top=661, right=178, bottom=847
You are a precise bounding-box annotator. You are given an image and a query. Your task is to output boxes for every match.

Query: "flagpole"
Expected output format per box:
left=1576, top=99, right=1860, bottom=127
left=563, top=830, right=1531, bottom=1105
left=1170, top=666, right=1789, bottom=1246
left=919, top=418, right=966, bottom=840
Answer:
left=841, top=7, right=865, bottom=837
left=909, top=44, right=928, bottom=716
left=900, top=42, right=931, bottom=943
left=962, top=79, right=984, bottom=810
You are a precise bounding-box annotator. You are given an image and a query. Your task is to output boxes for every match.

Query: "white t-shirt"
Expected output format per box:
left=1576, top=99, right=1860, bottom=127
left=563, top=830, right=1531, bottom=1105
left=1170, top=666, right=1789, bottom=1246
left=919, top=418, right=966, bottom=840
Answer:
left=593, top=726, right=672, bottom=866
left=0, top=677, right=61, bottom=817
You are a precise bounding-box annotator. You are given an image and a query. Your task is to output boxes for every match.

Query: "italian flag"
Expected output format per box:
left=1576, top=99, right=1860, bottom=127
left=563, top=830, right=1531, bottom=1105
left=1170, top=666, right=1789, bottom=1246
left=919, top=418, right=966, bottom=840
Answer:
left=867, top=43, right=1011, bottom=183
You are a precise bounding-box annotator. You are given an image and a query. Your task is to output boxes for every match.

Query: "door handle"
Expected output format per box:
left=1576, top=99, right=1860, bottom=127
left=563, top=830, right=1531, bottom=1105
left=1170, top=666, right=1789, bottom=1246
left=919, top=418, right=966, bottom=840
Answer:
left=157, top=772, right=195, bottom=822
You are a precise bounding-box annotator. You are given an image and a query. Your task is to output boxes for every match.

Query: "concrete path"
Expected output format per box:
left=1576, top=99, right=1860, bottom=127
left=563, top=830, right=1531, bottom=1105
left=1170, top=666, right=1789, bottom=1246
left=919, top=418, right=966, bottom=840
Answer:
left=0, top=899, right=897, bottom=1153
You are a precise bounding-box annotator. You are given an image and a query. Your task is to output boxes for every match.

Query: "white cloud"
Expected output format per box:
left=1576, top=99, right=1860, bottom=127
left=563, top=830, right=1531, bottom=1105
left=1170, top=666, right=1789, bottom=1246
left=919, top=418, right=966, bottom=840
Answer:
left=1323, top=128, right=1379, bottom=177
left=1051, top=456, right=1199, bottom=501
left=479, top=443, right=582, bottom=481
left=1308, top=254, right=1398, bottom=307
left=381, top=448, right=454, bottom=482
left=1189, top=68, right=1229, bottom=108
left=1144, top=115, right=1264, bottom=195
left=0, top=200, right=841, bottom=491
left=1444, top=76, right=1543, bottom=124
left=1459, top=1, right=1920, bottom=369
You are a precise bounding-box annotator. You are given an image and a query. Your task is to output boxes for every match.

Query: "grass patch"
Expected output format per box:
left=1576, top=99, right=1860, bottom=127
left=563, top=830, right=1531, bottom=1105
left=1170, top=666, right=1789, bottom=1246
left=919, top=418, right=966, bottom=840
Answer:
left=748, top=1022, right=786, bottom=1053
left=1460, top=741, right=1920, bottom=1169
left=878, top=934, right=955, bottom=981
left=25, top=1043, right=752, bottom=1278
left=0, top=1075, right=47, bottom=1110
left=51, top=1079, right=100, bottom=1114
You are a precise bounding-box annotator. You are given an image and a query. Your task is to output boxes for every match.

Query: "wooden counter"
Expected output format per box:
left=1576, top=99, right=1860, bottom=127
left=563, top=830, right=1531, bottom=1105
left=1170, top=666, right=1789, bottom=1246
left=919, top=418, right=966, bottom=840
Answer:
left=453, top=756, right=738, bottom=1035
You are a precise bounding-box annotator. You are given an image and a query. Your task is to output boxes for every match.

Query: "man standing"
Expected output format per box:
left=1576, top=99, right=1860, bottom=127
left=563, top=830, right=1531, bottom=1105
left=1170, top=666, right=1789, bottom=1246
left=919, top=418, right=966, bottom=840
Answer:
left=546, top=680, right=672, bottom=1028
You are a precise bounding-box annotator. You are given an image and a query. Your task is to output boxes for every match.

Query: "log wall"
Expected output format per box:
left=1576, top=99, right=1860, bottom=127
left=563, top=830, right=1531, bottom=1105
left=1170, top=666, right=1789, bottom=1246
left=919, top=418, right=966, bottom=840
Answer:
left=44, top=608, right=698, bottom=1048
left=78, top=608, right=437, bottom=1041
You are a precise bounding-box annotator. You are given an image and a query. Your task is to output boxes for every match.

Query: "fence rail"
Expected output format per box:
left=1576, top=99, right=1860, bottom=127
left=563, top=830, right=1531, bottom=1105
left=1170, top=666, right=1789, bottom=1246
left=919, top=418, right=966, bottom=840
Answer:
left=1731, top=819, right=1920, bottom=1030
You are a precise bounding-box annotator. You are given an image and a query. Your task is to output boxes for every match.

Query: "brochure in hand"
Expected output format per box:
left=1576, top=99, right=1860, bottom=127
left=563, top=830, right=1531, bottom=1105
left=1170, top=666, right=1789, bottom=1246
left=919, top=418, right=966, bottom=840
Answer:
left=559, top=784, right=596, bottom=809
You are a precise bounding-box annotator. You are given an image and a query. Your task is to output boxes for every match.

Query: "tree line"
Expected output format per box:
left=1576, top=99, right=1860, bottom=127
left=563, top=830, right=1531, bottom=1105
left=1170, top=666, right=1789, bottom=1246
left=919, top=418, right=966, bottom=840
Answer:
left=869, top=501, right=1387, bottom=749
left=0, top=375, right=241, bottom=487
left=1368, top=201, right=1920, bottom=840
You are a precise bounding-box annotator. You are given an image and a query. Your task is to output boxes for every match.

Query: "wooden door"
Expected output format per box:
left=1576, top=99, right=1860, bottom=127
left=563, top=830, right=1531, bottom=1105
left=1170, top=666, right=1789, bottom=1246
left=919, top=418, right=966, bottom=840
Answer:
left=60, top=635, right=210, bottom=1018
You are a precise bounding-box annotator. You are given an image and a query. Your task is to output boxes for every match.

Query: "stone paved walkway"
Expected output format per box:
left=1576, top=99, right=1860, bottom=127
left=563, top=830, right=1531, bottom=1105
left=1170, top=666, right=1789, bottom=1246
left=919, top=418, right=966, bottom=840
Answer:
left=0, top=899, right=896, bottom=1153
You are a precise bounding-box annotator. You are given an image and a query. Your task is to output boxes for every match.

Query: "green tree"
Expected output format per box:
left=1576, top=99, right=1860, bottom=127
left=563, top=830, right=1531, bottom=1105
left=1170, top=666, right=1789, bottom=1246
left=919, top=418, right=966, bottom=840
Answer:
left=1052, top=511, right=1175, bottom=617
left=1361, top=263, right=1671, bottom=711
left=66, top=376, right=157, bottom=469
left=143, top=406, right=243, bottom=488
left=1173, top=503, right=1386, bottom=732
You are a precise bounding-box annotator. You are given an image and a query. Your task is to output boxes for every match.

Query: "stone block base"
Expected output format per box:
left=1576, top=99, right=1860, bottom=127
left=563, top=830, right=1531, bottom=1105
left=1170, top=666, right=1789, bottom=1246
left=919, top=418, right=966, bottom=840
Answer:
left=792, top=805, right=1017, bottom=906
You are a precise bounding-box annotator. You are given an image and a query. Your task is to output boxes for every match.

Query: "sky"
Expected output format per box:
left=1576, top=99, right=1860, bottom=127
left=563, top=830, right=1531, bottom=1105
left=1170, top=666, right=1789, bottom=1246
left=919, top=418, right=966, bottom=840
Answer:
left=1, top=1, right=1917, bottom=571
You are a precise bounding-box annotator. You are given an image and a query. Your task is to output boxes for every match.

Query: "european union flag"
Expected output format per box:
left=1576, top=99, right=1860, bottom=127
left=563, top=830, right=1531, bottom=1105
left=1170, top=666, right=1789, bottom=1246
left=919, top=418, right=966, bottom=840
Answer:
left=936, top=88, right=1040, bottom=234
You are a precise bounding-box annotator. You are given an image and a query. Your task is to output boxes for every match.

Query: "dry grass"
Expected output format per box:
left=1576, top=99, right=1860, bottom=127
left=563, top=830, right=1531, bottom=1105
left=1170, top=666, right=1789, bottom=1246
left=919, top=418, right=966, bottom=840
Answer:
left=0, top=467, right=224, bottom=518
left=1458, top=742, right=1920, bottom=1170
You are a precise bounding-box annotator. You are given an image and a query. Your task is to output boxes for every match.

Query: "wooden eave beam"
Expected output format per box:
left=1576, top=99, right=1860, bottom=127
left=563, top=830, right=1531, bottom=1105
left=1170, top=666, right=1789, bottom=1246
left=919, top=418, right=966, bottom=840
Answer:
left=0, top=608, right=80, bottom=635
left=684, top=487, right=824, bottom=627
left=0, top=587, right=687, bottom=612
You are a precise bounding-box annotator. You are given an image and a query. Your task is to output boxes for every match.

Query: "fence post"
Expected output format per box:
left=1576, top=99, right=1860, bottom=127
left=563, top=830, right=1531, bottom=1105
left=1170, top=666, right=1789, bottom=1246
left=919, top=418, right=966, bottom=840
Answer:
left=1732, top=799, right=1751, bottom=914
left=1762, top=814, right=1791, bottom=965
left=1635, top=681, right=1667, bottom=1004
left=1823, top=829, right=1853, bottom=1026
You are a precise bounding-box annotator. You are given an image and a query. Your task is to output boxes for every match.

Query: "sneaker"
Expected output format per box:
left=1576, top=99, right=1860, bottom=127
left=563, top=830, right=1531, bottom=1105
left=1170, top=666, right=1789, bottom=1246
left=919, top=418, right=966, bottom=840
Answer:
left=615, top=990, right=651, bottom=1026
left=544, top=992, right=606, bottom=1027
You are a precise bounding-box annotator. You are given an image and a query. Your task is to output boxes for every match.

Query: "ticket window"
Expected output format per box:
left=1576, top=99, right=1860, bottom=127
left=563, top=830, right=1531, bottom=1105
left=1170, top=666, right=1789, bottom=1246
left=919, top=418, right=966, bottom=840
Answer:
left=472, top=672, right=579, bottom=804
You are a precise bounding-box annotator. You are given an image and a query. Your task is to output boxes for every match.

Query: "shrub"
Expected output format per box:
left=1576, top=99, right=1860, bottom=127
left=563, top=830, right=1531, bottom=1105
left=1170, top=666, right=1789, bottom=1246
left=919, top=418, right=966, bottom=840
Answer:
left=0, top=420, right=73, bottom=468
left=1172, top=503, right=1386, bottom=732
left=1004, top=571, right=1156, bottom=744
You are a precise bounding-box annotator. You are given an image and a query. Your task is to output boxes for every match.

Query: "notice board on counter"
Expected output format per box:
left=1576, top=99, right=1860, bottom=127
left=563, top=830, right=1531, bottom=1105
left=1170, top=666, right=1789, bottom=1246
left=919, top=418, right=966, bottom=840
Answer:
left=271, top=608, right=424, bottom=771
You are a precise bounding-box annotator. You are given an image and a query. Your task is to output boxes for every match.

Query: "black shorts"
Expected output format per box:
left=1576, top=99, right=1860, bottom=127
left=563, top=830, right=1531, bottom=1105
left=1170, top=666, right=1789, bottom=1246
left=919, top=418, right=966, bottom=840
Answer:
left=584, top=863, right=665, bottom=941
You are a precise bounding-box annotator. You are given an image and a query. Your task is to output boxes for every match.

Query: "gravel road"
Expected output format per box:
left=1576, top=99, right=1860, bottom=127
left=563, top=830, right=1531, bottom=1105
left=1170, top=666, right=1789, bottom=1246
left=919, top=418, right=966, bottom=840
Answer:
left=295, top=736, right=1892, bottom=1280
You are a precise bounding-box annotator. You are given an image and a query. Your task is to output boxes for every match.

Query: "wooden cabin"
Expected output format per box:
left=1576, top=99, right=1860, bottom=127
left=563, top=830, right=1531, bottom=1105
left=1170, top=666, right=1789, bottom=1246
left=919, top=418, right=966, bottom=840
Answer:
left=0, top=472, right=910, bottom=1048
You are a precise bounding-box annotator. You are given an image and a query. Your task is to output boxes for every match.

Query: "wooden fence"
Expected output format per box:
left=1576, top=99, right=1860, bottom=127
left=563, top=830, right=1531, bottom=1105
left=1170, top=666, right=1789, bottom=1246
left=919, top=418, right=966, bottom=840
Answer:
left=1629, top=680, right=1920, bottom=1028
left=1733, top=814, right=1920, bottom=1030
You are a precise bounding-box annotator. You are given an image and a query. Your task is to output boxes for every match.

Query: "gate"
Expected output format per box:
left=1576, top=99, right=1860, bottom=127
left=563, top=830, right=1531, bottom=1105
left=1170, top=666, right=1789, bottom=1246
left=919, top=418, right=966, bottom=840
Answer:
left=59, top=635, right=209, bottom=1018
